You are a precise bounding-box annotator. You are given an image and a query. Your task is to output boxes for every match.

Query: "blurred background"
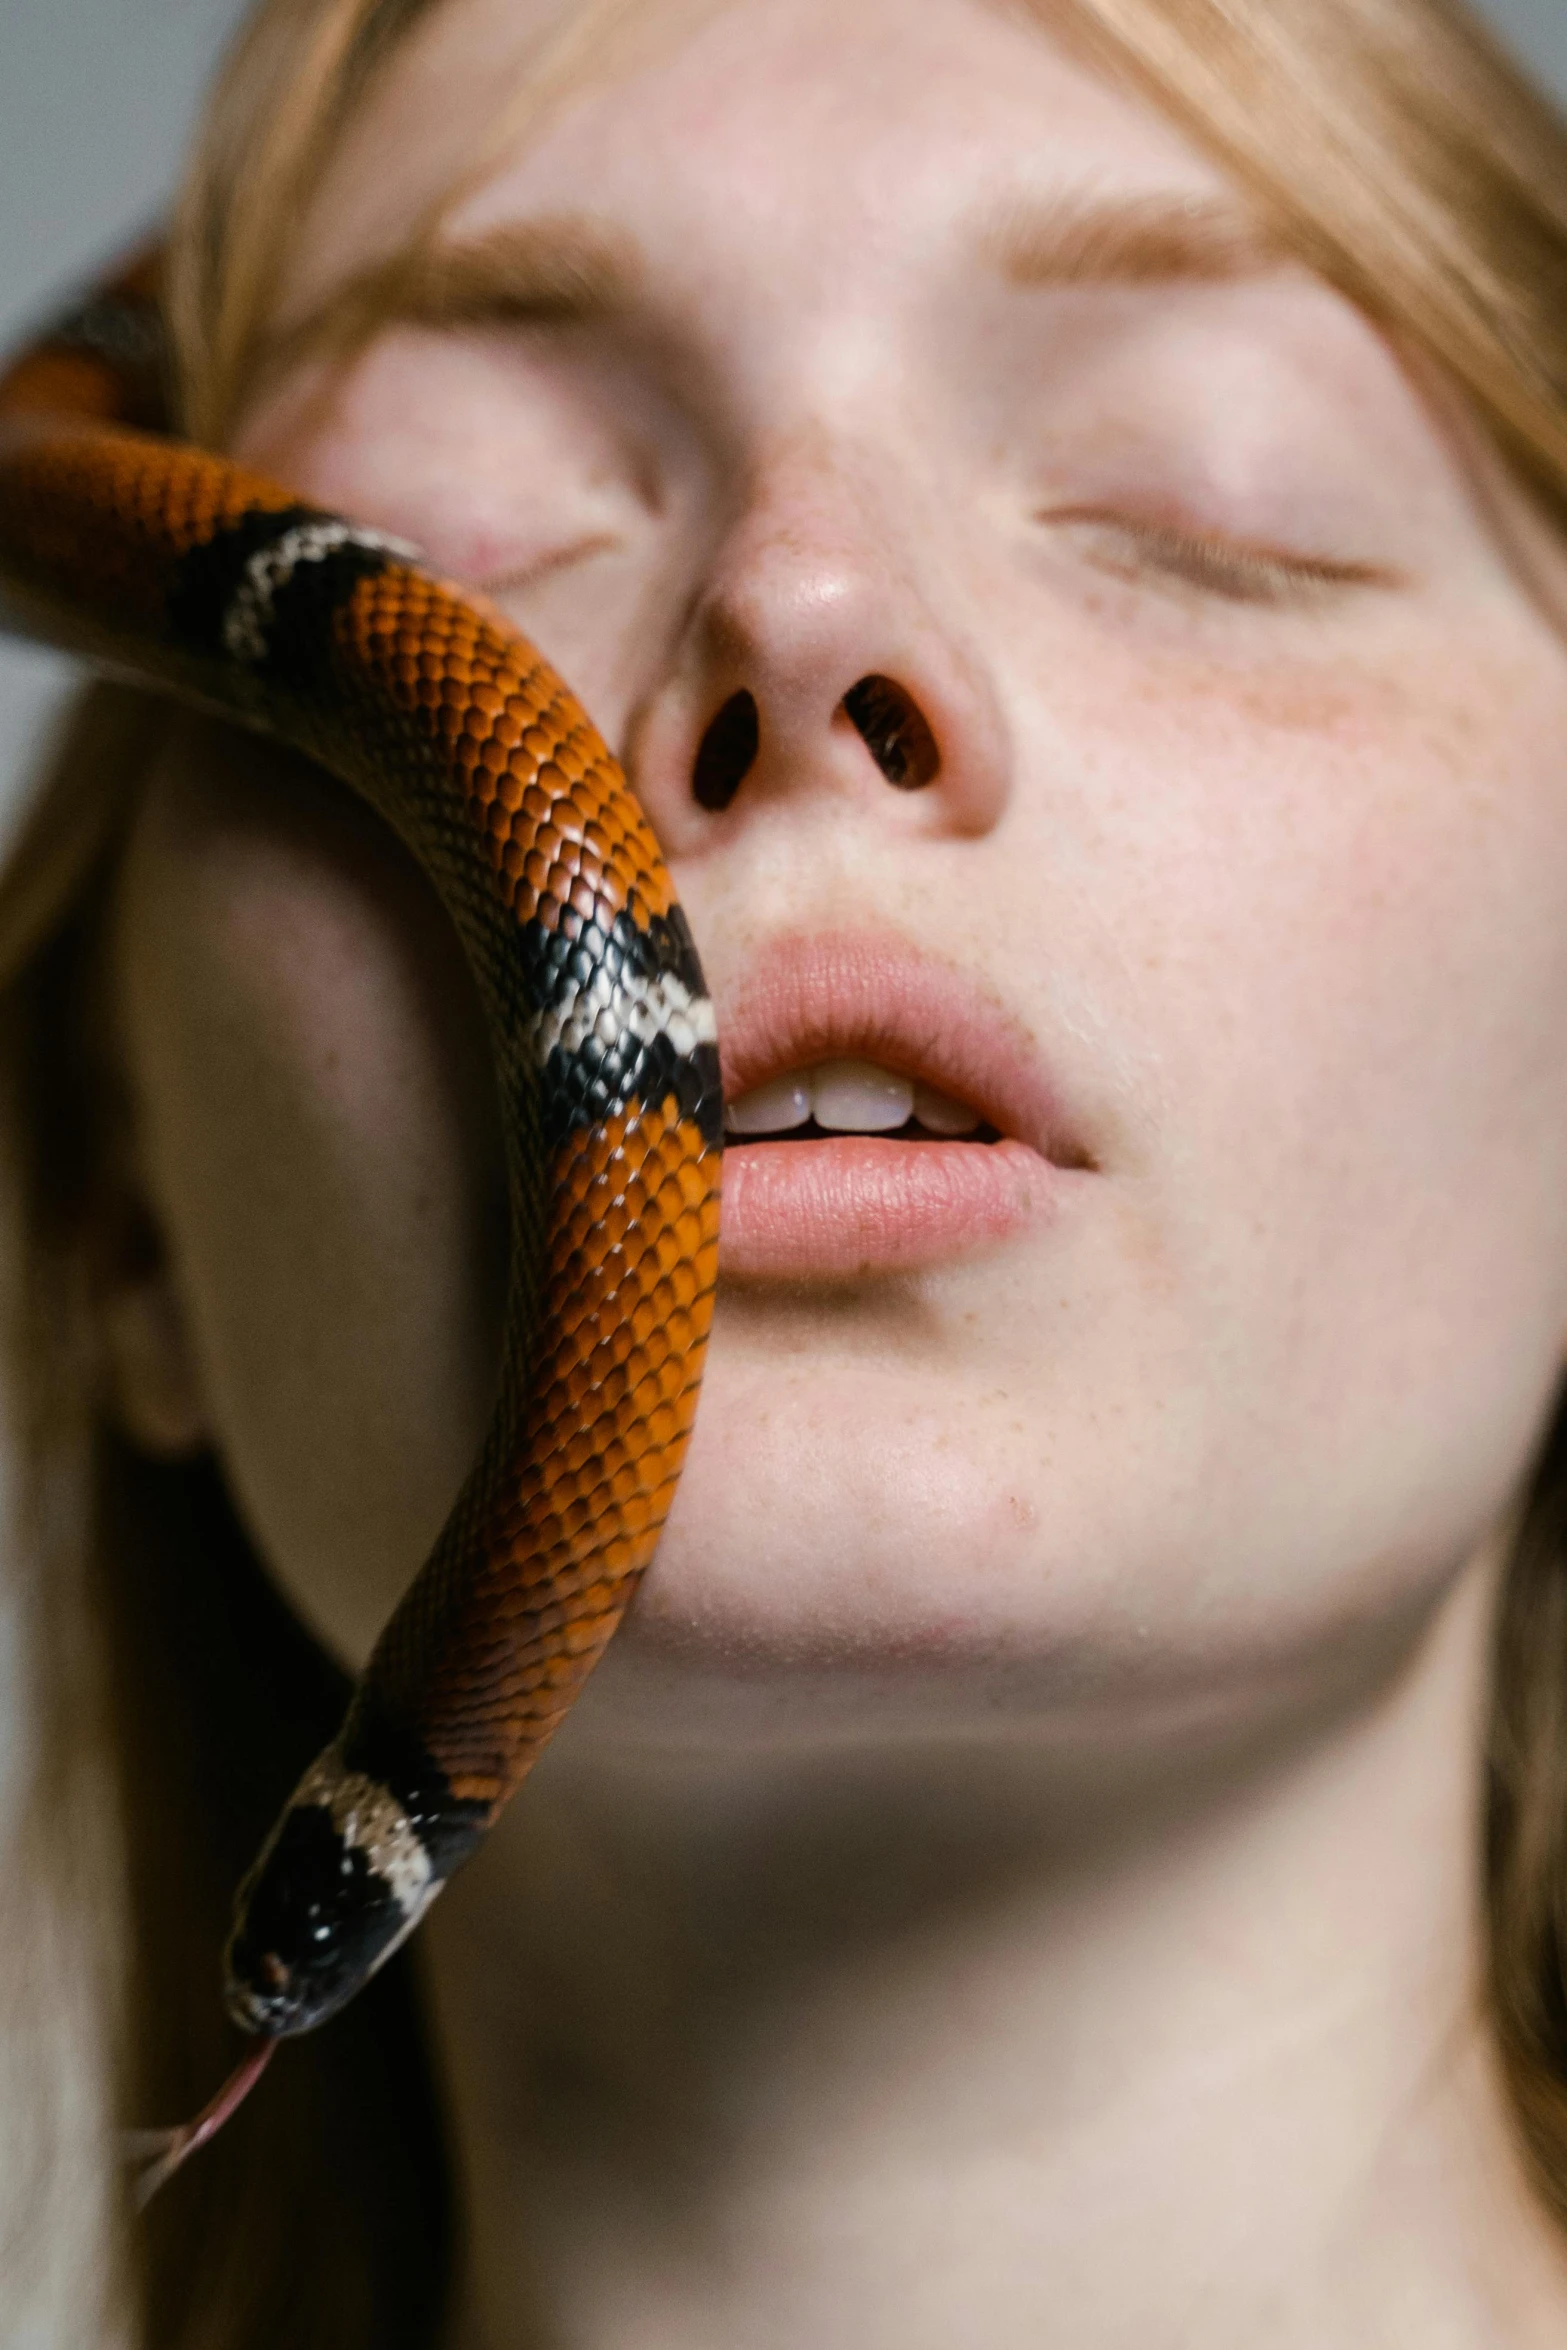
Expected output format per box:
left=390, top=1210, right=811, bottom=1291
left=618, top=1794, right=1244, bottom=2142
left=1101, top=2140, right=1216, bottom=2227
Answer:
left=1, top=0, right=1566, bottom=810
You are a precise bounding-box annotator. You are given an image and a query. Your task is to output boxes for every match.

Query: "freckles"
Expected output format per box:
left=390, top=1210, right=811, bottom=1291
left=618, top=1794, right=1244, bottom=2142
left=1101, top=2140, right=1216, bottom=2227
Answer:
left=1221, top=665, right=1388, bottom=740
left=1113, top=633, right=1548, bottom=943
left=1029, top=616, right=1567, bottom=1195
left=1330, top=653, right=1567, bottom=930
left=1149, top=637, right=1451, bottom=752
left=1039, top=633, right=1380, bottom=823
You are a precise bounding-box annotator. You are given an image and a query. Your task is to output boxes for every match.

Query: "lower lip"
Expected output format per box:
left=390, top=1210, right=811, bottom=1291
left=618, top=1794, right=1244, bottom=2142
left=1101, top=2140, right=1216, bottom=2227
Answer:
left=716, top=1136, right=1060, bottom=1281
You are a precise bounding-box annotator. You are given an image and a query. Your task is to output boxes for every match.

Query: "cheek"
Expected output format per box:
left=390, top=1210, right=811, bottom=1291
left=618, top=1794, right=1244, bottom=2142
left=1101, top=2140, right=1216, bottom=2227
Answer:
left=1035, top=608, right=1567, bottom=1569
left=117, top=735, right=507, bottom=1672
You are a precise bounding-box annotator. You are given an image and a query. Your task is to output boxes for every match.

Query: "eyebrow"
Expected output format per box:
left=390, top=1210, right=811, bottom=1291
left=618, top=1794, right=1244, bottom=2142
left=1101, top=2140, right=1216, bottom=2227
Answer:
left=262, top=190, right=1287, bottom=393
left=978, top=190, right=1292, bottom=289
left=263, top=214, right=644, bottom=381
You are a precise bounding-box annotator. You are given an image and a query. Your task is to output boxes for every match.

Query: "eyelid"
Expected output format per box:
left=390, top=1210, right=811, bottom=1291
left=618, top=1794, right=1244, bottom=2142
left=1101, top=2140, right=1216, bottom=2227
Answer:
left=1039, top=503, right=1408, bottom=595
left=476, top=530, right=623, bottom=597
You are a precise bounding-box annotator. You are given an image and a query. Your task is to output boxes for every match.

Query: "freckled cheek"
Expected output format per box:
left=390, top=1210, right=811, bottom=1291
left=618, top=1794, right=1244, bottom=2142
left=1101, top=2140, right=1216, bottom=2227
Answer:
left=1018, top=623, right=1567, bottom=1198
left=1240, top=675, right=1567, bottom=1139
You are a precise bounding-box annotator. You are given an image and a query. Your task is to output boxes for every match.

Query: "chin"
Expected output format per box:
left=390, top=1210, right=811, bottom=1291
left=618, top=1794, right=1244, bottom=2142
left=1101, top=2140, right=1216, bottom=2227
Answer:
left=564, top=1329, right=1502, bottom=1778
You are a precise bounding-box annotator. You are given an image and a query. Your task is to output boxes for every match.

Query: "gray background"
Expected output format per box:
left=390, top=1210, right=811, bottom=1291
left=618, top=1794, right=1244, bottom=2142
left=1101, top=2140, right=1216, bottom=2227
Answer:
left=1, top=0, right=1566, bottom=817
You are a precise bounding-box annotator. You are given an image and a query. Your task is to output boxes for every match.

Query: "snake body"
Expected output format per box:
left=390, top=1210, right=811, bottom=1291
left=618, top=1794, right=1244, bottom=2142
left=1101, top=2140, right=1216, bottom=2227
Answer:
left=0, top=256, right=722, bottom=2040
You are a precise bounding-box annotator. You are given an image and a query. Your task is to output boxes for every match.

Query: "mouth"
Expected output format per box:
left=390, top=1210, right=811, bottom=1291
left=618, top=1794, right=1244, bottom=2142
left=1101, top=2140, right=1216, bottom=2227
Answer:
left=726, top=1058, right=1000, bottom=1145
left=714, top=931, right=1095, bottom=1282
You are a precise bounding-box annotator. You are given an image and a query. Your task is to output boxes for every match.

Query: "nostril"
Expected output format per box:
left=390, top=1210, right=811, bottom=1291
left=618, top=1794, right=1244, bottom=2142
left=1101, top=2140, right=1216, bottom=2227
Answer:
left=841, top=675, right=940, bottom=791
left=692, top=689, right=760, bottom=811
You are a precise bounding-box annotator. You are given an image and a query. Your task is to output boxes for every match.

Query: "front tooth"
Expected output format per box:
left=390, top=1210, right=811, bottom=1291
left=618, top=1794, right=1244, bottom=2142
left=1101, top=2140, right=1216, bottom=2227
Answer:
left=811, top=1059, right=915, bottom=1132
left=726, top=1071, right=813, bottom=1134
left=912, top=1081, right=981, bottom=1136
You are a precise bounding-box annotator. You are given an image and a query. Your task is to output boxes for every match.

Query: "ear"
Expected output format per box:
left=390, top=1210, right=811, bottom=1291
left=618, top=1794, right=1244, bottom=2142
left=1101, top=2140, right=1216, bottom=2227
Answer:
left=95, top=1236, right=210, bottom=1458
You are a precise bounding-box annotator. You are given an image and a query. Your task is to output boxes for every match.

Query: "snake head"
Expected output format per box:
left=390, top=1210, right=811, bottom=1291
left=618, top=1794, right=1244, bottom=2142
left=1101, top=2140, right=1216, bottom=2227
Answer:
left=224, top=1793, right=435, bottom=2037
left=223, top=1741, right=469, bottom=2036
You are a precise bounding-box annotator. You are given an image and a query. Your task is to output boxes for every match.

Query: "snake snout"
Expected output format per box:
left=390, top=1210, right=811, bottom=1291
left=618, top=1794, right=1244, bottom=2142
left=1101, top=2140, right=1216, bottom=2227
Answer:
left=224, top=1786, right=438, bottom=2038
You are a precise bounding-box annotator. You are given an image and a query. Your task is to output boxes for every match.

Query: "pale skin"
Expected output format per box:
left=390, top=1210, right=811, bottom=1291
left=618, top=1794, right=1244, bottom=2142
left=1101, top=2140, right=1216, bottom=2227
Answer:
left=100, top=0, right=1567, bottom=2340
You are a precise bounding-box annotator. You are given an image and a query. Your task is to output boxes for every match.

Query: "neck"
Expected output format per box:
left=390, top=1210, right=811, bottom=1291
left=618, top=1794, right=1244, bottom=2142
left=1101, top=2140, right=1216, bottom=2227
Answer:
left=426, top=1556, right=1567, bottom=2349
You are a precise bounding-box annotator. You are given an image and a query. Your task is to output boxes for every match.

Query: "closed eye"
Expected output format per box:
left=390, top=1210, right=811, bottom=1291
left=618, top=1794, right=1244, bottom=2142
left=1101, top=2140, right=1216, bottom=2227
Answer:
left=476, top=529, right=624, bottom=598
left=1042, top=506, right=1404, bottom=608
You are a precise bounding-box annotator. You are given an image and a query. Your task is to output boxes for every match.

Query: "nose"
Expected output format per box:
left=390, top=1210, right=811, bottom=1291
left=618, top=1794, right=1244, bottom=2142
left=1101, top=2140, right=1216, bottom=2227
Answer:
left=629, top=433, right=1009, bottom=844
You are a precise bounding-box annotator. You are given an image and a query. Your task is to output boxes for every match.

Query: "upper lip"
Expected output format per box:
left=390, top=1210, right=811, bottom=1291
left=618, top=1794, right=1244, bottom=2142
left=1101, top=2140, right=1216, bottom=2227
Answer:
left=714, top=927, right=1092, bottom=1167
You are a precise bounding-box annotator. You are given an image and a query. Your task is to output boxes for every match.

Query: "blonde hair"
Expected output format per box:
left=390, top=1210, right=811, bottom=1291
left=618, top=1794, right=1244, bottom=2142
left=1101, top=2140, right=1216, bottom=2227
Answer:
left=5, top=0, right=1567, bottom=2338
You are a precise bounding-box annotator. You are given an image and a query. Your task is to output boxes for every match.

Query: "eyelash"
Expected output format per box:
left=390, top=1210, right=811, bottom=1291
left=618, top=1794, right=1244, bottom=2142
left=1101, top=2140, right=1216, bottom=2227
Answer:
left=1043, top=507, right=1398, bottom=610
left=477, top=530, right=623, bottom=597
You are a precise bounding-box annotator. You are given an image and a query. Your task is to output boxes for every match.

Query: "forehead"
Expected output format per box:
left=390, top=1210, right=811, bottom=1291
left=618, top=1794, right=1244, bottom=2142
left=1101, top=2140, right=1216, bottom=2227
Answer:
left=289, top=0, right=1234, bottom=318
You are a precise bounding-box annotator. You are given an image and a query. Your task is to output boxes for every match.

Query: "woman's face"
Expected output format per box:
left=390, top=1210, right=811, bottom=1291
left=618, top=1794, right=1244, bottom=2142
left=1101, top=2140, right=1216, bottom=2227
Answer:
left=115, top=0, right=1567, bottom=1757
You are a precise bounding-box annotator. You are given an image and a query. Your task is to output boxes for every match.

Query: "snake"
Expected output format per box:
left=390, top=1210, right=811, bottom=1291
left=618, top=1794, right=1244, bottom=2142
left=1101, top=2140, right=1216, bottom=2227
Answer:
left=0, top=249, right=723, bottom=2170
